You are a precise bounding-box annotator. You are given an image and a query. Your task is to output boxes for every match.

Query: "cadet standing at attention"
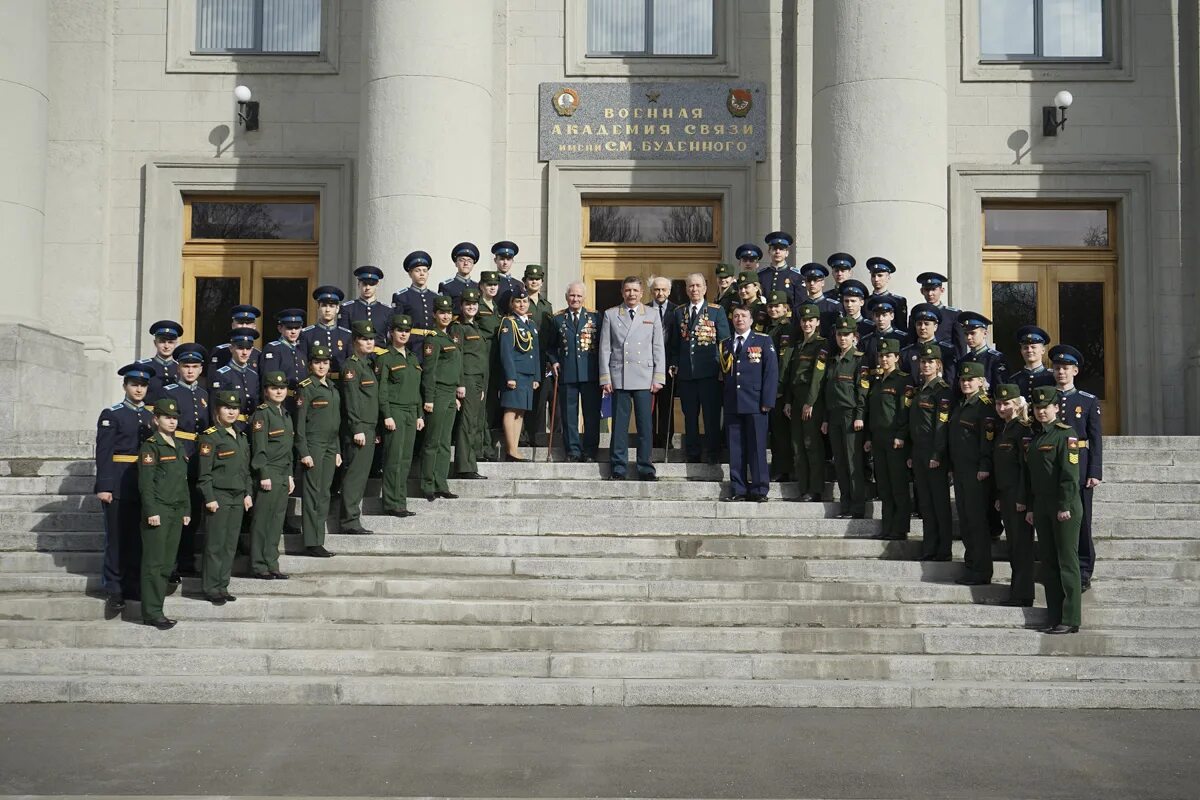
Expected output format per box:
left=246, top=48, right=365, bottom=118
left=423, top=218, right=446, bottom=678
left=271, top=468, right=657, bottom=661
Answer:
left=990, top=384, right=1035, bottom=607
left=95, top=363, right=157, bottom=610
left=1012, top=326, right=1055, bottom=399
left=522, top=265, right=555, bottom=447
left=1050, top=344, right=1102, bottom=592
left=863, top=338, right=911, bottom=540
left=452, top=287, right=489, bottom=479
left=822, top=317, right=869, bottom=519
left=295, top=343, right=342, bottom=554
left=915, top=272, right=968, bottom=358
left=300, top=286, right=352, bottom=378
left=1024, top=385, right=1084, bottom=634
left=957, top=311, right=1009, bottom=390
left=824, top=253, right=857, bottom=302
left=137, top=397, right=190, bottom=629
left=421, top=296, right=465, bottom=500
left=249, top=372, right=295, bottom=580
left=438, top=242, right=480, bottom=311
left=209, top=305, right=262, bottom=374
left=782, top=304, right=827, bottom=502
left=948, top=361, right=998, bottom=585
left=209, top=326, right=260, bottom=431
left=896, top=343, right=954, bottom=562
left=339, top=265, right=391, bottom=348
left=140, top=320, right=183, bottom=401
left=258, top=308, right=307, bottom=404
left=377, top=316, right=424, bottom=517
left=714, top=263, right=739, bottom=318
left=864, top=258, right=908, bottom=331
left=338, top=321, right=381, bottom=534
left=197, top=390, right=253, bottom=604
left=159, top=343, right=209, bottom=582
left=476, top=271, right=505, bottom=458
left=764, top=290, right=796, bottom=481
left=393, top=252, right=438, bottom=361
left=491, top=240, right=525, bottom=314
left=758, top=232, right=798, bottom=307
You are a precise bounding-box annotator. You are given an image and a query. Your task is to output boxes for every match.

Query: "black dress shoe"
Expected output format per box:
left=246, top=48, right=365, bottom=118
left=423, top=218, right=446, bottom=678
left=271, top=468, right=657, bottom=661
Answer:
left=306, top=545, right=333, bottom=558
left=605, top=474, right=625, bottom=481
left=565, top=454, right=581, bottom=463
left=207, top=595, right=227, bottom=606
left=175, top=567, right=200, bottom=578
left=997, top=598, right=1033, bottom=607
left=638, top=473, right=657, bottom=482
left=387, top=509, right=416, bottom=518
left=722, top=495, right=746, bottom=503
left=222, top=592, right=237, bottom=602
left=456, top=472, right=487, bottom=480
left=955, top=577, right=991, bottom=586
left=436, top=490, right=459, bottom=499
left=504, top=454, right=528, bottom=462
left=1045, top=624, right=1079, bottom=635
left=342, top=527, right=373, bottom=534
left=1081, top=580, right=1092, bottom=593
left=146, top=617, right=177, bottom=630
left=252, top=572, right=275, bottom=580
left=800, top=493, right=822, bottom=503
left=424, top=492, right=438, bottom=502
left=168, top=571, right=182, bottom=586
left=284, top=524, right=302, bottom=536
left=750, top=494, right=768, bottom=503
left=105, top=594, right=125, bottom=612
left=270, top=571, right=289, bottom=580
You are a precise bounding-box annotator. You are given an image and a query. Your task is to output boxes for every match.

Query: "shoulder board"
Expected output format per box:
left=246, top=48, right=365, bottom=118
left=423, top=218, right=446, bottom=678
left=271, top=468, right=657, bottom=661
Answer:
left=301, top=325, right=315, bottom=332
left=299, top=377, right=312, bottom=387
left=268, top=339, right=281, bottom=347
left=987, top=347, right=1001, bottom=356
left=707, top=303, right=721, bottom=309
left=1017, top=419, right=1031, bottom=428
left=395, top=287, right=409, bottom=295
left=554, top=309, right=566, bottom=316
left=108, top=403, right=123, bottom=411
left=203, top=426, right=217, bottom=435
left=945, top=305, right=960, bottom=312
left=216, top=366, right=231, bottom=374
left=852, top=350, right=863, bottom=358
left=340, top=299, right=354, bottom=306
left=257, top=403, right=269, bottom=409
left=164, top=383, right=178, bottom=390
left=1055, top=422, right=1072, bottom=430
left=980, top=394, right=992, bottom=405
left=1079, top=391, right=1097, bottom=399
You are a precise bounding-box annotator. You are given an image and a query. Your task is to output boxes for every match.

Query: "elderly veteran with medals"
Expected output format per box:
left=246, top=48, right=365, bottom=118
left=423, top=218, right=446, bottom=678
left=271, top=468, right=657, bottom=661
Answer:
left=668, top=273, right=730, bottom=465
left=547, top=282, right=603, bottom=463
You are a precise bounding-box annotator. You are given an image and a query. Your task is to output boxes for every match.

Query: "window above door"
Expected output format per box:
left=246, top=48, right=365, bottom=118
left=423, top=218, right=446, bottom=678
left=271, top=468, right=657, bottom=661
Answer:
left=167, top=0, right=340, bottom=74
left=566, top=0, right=737, bottom=76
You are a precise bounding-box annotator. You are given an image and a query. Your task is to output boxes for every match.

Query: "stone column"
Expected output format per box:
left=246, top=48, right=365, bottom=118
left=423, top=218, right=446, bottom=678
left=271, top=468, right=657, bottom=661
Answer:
left=358, top=0, right=495, bottom=294
left=0, top=0, right=49, bottom=327
left=811, top=0, right=948, bottom=294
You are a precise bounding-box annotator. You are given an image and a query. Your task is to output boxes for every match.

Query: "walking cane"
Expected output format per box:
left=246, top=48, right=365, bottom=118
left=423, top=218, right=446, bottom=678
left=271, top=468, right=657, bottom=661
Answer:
left=545, top=372, right=560, bottom=462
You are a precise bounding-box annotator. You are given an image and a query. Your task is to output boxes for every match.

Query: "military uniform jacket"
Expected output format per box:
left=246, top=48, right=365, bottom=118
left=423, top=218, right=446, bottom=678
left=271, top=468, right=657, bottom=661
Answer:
left=339, top=353, right=380, bottom=437
left=547, top=308, right=601, bottom=384
left=196, top=425, right=252, bottom=502
left=438, top=275, right=479, bottom=309
left=1059, top=388, right=1102, bottom=481
left=716, top=285, right=739, bottom=318
left=138, top=433, right=189, bottom=517
left=209, top=343, right=261, bottom=377
left=338, top=297, right=392, bottom=345
left=864, top=370, right=912, bottom=438
left=858, top=328, right=906, bottom=369
left=1023, top=421, right=1082, bottom=513
left=960, top=345, right=1009, bottom=390
left=477, top=300, right=502, bottom=339
left=868, top=291, right=909, bottom=331
left=719, top=331, right=778, bottom=414
left=499, top=315, right=540, bottom=384
left=670, top=303, right=730, bottom=382
left=422, top=327, right=465, bottom=397
left=161, top=382, right=210, bottom=457
left=391, top=287, right=437, bottom=335
left=376, top=347, right=422, bottom=416
left=94, top=400, right=155, bottom=497
left=993, top=418, right=1031, bottom=501
left=898, top=377, right=952, bottom=462
left=209, top=362, right=259, bottom=425
left=823, top=348, right=869, bottom=420
left=900, top=338, right=958, bottom=388
left=598, top=304, right=666, bottom=391
left=250, top=403, right=295, bottom=478
left=294, top=375, right=342, bottom=459
left=1013, top=366, right=1055, bottom=400
left=140, top=356, right=178, bottom=403
left=932, top=304, right=969, bottom=357
left=527, top=294, right=556, bottom=369
left=948, top=391, right=998, bottom=473
left=299, top=323, right=352, bottom=377
left=784, top=334, right=828, bottom=409
left=494, top=272, right=524, bottom=314
left=758, top=265, right=798, bottom=308
left=744, top=299, right=770, bottom=333
left=451, top=318, right=490, bottom=380
left=767, top=317, right=797, bottom=399
left=258, top=339, right=305, bottom=391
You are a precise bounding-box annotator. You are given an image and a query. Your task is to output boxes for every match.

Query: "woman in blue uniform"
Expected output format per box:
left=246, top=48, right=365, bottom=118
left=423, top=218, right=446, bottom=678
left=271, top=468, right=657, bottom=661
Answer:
left=498, top=286, right=540, bottom=462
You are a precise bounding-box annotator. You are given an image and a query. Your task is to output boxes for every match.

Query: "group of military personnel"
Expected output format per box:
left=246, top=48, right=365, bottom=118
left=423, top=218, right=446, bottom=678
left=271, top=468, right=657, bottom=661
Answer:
left=94, top=235, right=1101, bottom=634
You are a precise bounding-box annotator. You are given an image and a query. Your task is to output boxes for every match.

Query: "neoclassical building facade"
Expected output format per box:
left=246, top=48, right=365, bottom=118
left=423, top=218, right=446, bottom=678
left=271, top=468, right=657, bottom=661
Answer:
left=1, top=0, right=1197, bottom=434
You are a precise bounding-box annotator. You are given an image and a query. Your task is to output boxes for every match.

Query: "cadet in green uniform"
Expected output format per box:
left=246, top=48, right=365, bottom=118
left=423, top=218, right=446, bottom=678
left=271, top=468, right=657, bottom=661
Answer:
left=948, top=361, right=998, bottom=585
left=137, top=397, right=190, bottom=629
left=339, top=321, right=380, bottom=534
left=764, top=290, right=795, bottom=481
left=249, top=371, right=295, bottom=579
left=896, top=343, right=953, bottom=561
left=714, top=263, right=738, bottom=318
left=782, top=303, right=827, bottom=502
left=421, top=295, right=465, bottom=500
left=295, top=344, right=341, bottom=556
left=452, top=287, right=490, bottom=479
left=822, top=317, right=868, bottom=518
left=1025, top=386, right=1084, bottom=633
left=991, top=383, right=1034, bottom=606
left=863, top=338, right=911, bottom=540
left=377, top=315, right=424, bottom=517
left=477, top=271, right=504, bottom=460
left=197, top=390, right=253, bottom=603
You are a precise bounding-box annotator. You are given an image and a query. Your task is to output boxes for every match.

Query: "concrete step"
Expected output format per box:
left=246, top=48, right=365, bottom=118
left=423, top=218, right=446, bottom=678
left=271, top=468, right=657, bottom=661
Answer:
left=3, top=673, right=1198, bottom=708
left=1, top=594, right=1194, bottom=628
left=1, top=647, right=1196, bottom=683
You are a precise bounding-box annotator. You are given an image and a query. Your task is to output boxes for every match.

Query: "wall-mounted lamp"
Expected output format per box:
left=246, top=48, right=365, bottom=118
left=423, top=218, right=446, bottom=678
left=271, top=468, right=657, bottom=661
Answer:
left=1042, top=90, right=1074, bottom=137
left=234, top=85, right=259, bottom=132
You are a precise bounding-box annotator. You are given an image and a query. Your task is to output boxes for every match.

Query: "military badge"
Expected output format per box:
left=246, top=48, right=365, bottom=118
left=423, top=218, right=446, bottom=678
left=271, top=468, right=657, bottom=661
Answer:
left=253, top=419, right=264, bottom=431
left=1075, top=405, right=1083, bottom=418
left=200, top=443, right=213, bottom=456
left=344, top=370, right=355, bottom=381
left=552, top=87, right=580, bottom=116
left=424, top=344, right=434, bottom=357
left=200, top=397, right=207, bottom=407
left=142, top=452, right=154, bottom=464
left=727, top=88, right=753, bottom=118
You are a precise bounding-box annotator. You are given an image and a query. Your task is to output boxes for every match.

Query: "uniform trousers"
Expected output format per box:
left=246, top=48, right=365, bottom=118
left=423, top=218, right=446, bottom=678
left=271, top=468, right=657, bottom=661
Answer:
left=769, top=405, right=793, bottom=477
left=610, top=389, right=654, bottom=478
left=997, top=487, right=1035, bottom=603
left=453, top=375, right=486, bottom=473
left=873, top=435, right=912, bottom=538
left=101, top=494, right=141, bottom=598
left=382, top=406, right=419, bottom=512
left=558, top=380, right=601, bottom=458
left=827, top=409, right=865, bottom=516
left=1034, top=501, right=1083, bottom=627
left=250, top=469, right=289, bottom=574
left=789, top=402, right=825, bottom=497
left=175, top=464, right=203, bottom=572
left=140, top=507, right=184, bottom=621
left=953, top=468, right=993, bottom=582
left=1078, top=465, right=1096, bottom=582
left=301, top=439, right=338, bottom=546
left=202, top=490, right=245, bottom=597
left=339, top=433, right=376, bottom=531
left=421, top=387, right=457, bottom=494
left=676, top=378, right=721, bottom=460
left=727, top=411, right=769, bottom=498
left=913, top=456, right=952, bottom=560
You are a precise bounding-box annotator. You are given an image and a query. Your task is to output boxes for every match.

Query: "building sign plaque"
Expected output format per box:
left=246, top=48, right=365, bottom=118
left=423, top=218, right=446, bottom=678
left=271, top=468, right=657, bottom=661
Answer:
left=538, top=81, right=766, bottom=162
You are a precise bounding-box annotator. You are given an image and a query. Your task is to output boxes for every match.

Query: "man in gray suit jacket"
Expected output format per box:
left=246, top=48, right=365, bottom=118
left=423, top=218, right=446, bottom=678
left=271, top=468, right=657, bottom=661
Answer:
left=599, top=276, right=666, bottom=480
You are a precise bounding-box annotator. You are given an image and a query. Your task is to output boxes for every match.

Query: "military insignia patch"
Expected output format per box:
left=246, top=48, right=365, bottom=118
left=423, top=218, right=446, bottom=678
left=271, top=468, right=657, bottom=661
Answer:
left=141, top=452, right=154, bottom=464
left=200, top=397, right=207, bottom=407
left=1075, top=406, right=1083, bottom=417
left=344, top=370, right=355, bottom=380
left=200, top=443, right=212, bottom=456
left=424, top=344, right=434, bottom=356
left=253, top=419, right=264, bottom=431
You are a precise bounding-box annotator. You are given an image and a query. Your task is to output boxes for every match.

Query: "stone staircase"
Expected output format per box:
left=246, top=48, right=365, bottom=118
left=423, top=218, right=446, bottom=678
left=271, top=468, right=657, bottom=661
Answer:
left=0, top=435, right=1198, bottom=708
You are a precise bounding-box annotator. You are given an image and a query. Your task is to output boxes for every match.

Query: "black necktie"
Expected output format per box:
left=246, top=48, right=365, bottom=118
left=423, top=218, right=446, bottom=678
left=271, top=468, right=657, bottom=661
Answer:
left=659, top=304, right=665, bottom=323
left=735, top=335, right=744, bottom=358
left=629, top=308, right=635, bottom=320
left=690, top=306, right=698, bottom=326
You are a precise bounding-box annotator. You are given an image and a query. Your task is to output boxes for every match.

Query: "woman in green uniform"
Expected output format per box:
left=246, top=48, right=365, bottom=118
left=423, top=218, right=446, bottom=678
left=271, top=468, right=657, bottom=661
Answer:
left=895, top=343, right=953, bottom=562
left=948, top=361, right=998, bottom=585
left=295, top=344, right=341, bottom=556
left=498, top=286, right=540, bottom=462
left=863, top=338, right=911, bottom=540
left=420, top=295, right=465, bottom=500
left=1024, top=385, right=1084, bottom=634
left=138, top=397, right=190, bottom=629
left=377, top=315, right=424, bottom=516
left=452, top=288, right=490, bottom=479
left=249, top=371, right=295, bottom=580
left=764, top=290, right=795, bottom=482
left=197, top=390, right=252, bottom=604
left=783, top=303, right=827, bottom=502
left=821, top=317, right=868, bottom=519
left=991, top=384, right=1034, bottom=607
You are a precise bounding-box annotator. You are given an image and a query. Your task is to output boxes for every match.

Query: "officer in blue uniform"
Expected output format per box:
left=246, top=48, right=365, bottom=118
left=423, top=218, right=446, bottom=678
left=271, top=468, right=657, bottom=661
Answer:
left=159, top=343, right=209, bottom=579
left=492, top=240, right=525, bottom=314
left=1050, top=344, right=1103, bottom=591
left=859, top=296, right=907, bottom=369
left=719, top=306, right=778, bottom=502
left=1013, top=325, right=1056, bottom=399
left=547, top=282, right=603, bottom=462
left=299, top=285, right=351, bottom=378
left=957, top=311, right=1009, bottom=390
left=757, top=231, right=798, bottom=308
left=339, top=265, right=391, bottom=347
left=393, top=250, right=438, bottom=362
left=901, top=303, right=958, bottom=388
left=94, top=362, right=157, bottom=610
left=824, top=252, right=857, bottom=301
left=209, top=326, right=260, bottom=431
left=865, top=257, right=909, bottom=332
left=669, top=274, right=731, bottom=464
left=258, top=308, right=307, bottom=404
left=209, top=305, right=262, bottom=374
left=438, top=242, right=480, bottom=310
left=140, top=320, right=182, bottom=401
left=916, top=272, right=968, bottom=357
